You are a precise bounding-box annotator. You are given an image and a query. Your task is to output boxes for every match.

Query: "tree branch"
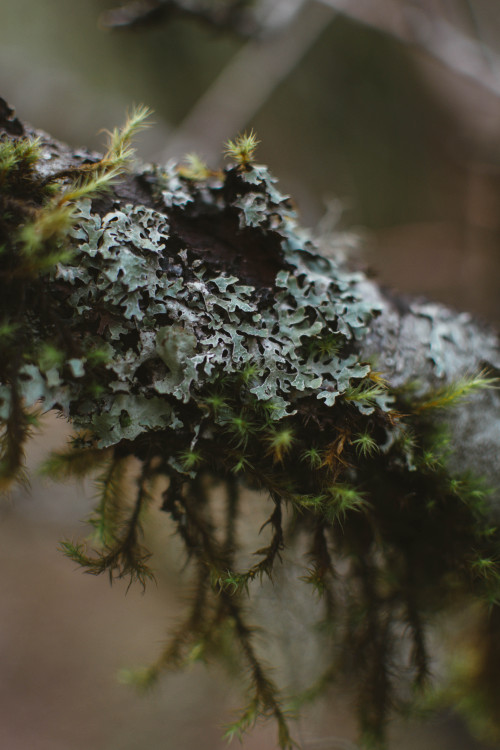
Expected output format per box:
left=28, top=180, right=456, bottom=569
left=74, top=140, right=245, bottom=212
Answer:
left=2, top=104, right=500, bottom=748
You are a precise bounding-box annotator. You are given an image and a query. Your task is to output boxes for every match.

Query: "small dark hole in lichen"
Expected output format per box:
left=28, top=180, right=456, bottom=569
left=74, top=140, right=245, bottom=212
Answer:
left=168, top=208, right=286, bottom=290
left=119, top=409, right=132, bottom=428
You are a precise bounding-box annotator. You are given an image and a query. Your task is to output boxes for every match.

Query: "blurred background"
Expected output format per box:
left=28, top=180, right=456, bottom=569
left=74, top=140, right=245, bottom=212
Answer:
left=1, top=0, right=499, bottom=748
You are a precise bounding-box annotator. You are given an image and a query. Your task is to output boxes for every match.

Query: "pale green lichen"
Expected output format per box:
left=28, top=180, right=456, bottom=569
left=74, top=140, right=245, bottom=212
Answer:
left=16, top=160, right=389, bottom=449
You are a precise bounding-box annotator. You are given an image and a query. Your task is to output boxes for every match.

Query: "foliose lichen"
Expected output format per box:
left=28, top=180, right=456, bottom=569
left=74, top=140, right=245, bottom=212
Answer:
left=33, top=160, right=393, bottom=454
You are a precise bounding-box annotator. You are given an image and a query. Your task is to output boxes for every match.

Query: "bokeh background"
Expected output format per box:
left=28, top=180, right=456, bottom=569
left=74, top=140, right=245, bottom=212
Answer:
left=1, top=1, right=499, bottom=748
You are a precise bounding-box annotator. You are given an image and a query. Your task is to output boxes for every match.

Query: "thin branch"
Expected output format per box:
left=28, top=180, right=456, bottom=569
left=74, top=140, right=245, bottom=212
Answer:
left=316, top=0, right=500, bottom=100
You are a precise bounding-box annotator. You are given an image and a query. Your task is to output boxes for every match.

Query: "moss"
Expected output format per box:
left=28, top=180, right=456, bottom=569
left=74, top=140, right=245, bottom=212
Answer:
left=1, top=113, right=500, bottom=749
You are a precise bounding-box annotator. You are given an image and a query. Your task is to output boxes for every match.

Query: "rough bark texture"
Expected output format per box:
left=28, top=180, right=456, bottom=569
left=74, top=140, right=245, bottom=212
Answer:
left=360, top=279, right=500, bottom=493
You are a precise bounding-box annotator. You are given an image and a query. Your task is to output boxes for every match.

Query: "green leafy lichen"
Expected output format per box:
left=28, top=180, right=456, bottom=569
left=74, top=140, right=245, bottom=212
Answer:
left=51, top=164, right=381, bottom=441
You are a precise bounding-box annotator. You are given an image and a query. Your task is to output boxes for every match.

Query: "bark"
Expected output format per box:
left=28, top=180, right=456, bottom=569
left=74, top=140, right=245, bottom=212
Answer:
left=361, top=279, right=500, bottom=494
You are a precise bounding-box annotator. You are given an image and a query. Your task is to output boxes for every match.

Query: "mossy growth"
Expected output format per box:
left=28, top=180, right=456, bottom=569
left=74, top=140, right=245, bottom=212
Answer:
left=1, top=111, right=500, bottom=749
left=0, top=104, right=151, bottom=488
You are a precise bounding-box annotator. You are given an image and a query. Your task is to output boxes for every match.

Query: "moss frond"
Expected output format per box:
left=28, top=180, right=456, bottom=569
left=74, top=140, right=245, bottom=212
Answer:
left=90, top=454, right=130, bottom=547
left=0, top=136, right=42, bottom=190
left=224, top=600, right=298, bottom=750
left=39, top=438, right=109, bottom=480
left=344, top=381, right=388, bottom=406
left=216, top=570, right=251, bottom=595
left=178, top=449, right=203, bottom=472
left=46, top=105, right=152, bottom=209
left=55, top=169, right=120, bottom=205
left=60, top=537, right=154, bottom=589
left=178, top=152, right=211, bottom=180
left=352, top=431, right=379, bottom=458
left=300, top=446, right=322, bottom=469
left=17, top=203, right=76, bottom=270
left=202, top=392, right=227, bottom=415
left=224, top=129, right=260, bottom=168
left=60, top=461, right=156, bottom=589
left=471, top=556, right=500, bottom=582
left=306, top=332, right=342, bottom=359
left=265, top=426, right=295, bottom=464
left=227, top=414, right=257, bottom=448
left=325, top=483, right=368, bottom=522
left=231, top=454, right=253, bottom=474
left=103, top=104, right=153, bottom=169
left=415, top=371, right=498, bottom=412
left=0, top=387, right=39, bottom=492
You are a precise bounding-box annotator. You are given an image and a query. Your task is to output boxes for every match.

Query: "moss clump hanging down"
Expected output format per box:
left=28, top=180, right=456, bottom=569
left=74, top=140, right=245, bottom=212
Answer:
left=1, top=109, right=500, bottom=748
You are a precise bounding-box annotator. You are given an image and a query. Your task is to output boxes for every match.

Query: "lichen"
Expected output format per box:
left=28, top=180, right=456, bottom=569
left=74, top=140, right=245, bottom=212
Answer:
left=40, top=160, right=389, bottom=451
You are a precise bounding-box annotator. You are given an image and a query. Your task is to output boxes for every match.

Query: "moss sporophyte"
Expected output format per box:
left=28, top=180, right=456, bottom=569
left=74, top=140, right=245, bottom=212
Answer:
left=1, top=111, right=500, bottom=749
